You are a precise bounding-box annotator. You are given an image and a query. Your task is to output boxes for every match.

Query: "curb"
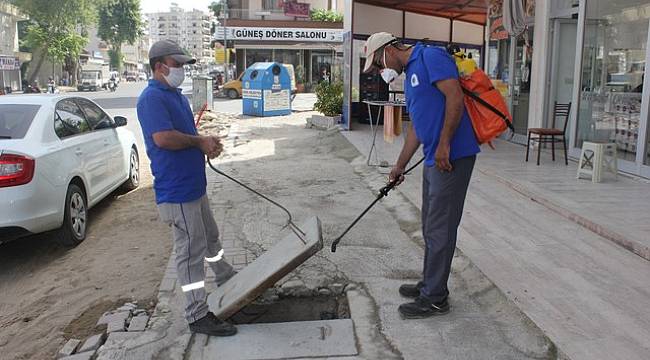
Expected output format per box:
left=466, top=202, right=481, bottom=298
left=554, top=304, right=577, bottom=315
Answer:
left=477, top=167, right=650, bottom=261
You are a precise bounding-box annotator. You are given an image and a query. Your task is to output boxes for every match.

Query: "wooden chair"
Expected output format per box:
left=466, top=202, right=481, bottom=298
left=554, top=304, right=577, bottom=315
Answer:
left=526, top=102, right=572, bottom=165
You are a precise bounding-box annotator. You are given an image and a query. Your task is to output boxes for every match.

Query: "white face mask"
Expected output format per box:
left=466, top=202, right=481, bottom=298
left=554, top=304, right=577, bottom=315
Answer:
left=380, top=50, right=400, bottom=84
left=162, top=64, right=185, bottom=88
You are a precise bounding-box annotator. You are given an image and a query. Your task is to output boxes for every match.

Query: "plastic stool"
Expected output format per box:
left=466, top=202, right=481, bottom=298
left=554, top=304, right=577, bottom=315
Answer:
left=577, top=141, right=618, bottom=183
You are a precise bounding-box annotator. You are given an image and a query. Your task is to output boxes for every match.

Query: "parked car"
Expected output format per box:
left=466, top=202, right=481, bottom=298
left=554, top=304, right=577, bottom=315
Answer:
left=0, top=95, right=139, bottom=246
left=138, top=72, right=148, bottom=81
left=126, top=72, right=138, bottom=82
left=221, top=72, right=244, bottom=99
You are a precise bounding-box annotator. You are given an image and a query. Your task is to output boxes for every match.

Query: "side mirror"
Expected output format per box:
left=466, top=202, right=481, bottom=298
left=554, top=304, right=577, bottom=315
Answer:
left=114, top=116, right=127, bottom=127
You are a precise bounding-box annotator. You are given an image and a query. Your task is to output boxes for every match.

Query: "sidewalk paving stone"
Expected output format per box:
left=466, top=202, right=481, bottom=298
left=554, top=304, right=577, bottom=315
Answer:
left=78, top=333, right=106, bottom=353
left=58, top=339, right=81, bottom=358
left=203, top=319, right=357, bottom=360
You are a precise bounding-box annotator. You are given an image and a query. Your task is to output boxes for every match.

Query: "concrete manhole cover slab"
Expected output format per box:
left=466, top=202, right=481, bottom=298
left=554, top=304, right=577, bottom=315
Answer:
left=203, top=319, right=358, bottom=359
left=207, top=217, right=323, bottom=320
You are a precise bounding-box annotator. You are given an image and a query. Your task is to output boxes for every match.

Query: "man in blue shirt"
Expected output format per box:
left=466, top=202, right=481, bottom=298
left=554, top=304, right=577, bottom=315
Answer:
left=363, top=33, right=480, bottom=318
left=137, top=40, right=237, bottom=336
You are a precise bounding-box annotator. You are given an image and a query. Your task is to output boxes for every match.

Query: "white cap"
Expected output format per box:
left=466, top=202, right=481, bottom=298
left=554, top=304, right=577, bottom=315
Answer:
left=362, top=32, right=397, bottom=73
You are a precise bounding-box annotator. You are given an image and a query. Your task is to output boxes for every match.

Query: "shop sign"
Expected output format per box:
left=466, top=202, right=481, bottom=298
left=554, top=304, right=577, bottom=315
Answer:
left=0, top=56, right=20, bottom=71
left=216, top=27, right=343, bottom=43
left=284, top=1, right=310, bottom=18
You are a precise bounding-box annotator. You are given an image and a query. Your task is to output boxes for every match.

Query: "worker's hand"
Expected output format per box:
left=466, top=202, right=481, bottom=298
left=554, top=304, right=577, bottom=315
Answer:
left=199, top=136, right=223, bottom=159
left=435, top=143, right=453, bottom=172
left=389, top=165, right=405, bottom=186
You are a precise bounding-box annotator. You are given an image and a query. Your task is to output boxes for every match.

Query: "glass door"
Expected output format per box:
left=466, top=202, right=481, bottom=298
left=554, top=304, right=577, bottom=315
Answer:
left=548, top=18, right=578, bottom=123
left=510, top=30, right=534, bottom=144
left=574, top=0, right=650, bottom=175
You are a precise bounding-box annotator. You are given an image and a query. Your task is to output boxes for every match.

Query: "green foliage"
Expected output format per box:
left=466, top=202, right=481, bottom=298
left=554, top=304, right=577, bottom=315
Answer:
left=209, top=1, right=225, bottom=18
left=25, top=25, right=87, bottom=64
left=13, top=0, right=94, bottom=63
left=97, top=0, right=143, bottom=71
left=313, top=81, right=343, bottom=117
left=310, top=8, right=343, bottom=22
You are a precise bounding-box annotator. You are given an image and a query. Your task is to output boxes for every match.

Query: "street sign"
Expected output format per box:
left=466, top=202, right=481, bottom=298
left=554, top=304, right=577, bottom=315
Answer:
left=0, top=56, right=20, bottom=71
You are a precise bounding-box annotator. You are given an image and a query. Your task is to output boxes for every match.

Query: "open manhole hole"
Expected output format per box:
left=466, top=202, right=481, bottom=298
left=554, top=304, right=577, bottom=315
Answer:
left=230, top=293, right=350, bottom=324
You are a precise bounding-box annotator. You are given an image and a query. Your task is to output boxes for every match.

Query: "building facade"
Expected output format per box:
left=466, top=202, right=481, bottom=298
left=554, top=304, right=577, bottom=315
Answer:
left=486, top=0, right=650, bottom=178
left=0, top=1, right=28, bottom=92
left=215, top=0, right=345, bottom=90
left=147, top=3, right=215, bottom=65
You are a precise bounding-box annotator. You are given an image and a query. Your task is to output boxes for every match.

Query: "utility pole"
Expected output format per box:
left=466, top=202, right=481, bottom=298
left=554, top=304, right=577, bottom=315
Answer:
left=223, top=0, right=229, bottom=82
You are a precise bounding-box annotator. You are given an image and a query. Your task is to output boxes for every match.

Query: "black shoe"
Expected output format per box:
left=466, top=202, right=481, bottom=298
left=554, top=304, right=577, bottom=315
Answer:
left=399, top=282, right=424, bottom=298
left=216, top=270, right=238, bottom=287
left=398, top=296, right=450, bottom=319
left=189, top=312, right=237, bottom=336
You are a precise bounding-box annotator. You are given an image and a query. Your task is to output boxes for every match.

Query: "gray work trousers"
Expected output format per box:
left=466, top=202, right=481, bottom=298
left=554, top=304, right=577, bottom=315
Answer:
left=158, top=195, right=234, bottom=323
left=420, top=155, right=476, bottom=303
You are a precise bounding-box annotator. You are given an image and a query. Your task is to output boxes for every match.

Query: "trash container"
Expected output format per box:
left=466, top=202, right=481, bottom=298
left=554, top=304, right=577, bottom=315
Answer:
left=192, top=76, right=214, bottom=112
left=242, top=62, right=292, bottom=117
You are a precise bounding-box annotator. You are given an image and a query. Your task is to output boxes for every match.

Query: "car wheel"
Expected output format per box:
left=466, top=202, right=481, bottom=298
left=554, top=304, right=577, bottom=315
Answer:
left=122, top=147, right=140, bottom=191
left=228, top=89, right=239, bottom=99
left=59, top=184, right=87, bottom=246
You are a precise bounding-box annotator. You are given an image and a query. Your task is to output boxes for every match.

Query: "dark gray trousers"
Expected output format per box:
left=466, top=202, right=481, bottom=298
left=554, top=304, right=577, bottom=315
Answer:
left=158, top=195, right=235, bottom=323
left=420, top=155, right=476, bottom=303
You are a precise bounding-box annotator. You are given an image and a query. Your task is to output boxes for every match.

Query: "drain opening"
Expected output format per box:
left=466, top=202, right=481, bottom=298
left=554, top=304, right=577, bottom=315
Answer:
left=230, top=294, right=350, bottom=324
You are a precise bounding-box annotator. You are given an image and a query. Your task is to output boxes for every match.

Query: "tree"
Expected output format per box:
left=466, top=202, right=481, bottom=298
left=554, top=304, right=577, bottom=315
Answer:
left=12, top=0, right=95, bottom=84
left=97, top=0, right=143, bottom=73
left=209, top=1, right=226, bottom=18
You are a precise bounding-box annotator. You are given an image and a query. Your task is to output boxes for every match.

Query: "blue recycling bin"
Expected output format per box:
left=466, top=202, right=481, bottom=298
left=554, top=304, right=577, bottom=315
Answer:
left=242, top=62, right=292, bottom=117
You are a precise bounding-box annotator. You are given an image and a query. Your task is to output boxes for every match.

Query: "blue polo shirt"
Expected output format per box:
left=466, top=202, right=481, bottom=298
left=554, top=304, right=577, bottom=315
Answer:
left=137, top=79, right=206, bottom=204
left=404, top=43, right=480, bottom=166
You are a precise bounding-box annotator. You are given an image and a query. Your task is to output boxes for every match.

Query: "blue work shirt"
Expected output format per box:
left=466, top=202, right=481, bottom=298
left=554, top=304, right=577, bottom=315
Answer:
left=137, top=79, right=206, bottom=204
left=404, top=43, right=480, bottom=166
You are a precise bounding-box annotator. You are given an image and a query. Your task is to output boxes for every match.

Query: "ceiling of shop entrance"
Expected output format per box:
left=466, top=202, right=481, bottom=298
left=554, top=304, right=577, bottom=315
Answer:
left=355, top=0, right=488, bottom=25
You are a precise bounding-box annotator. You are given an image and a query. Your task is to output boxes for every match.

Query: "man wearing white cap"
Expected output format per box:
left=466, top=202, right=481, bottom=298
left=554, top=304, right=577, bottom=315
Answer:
left=137, top=39, right=237, bottom=336
left=363, top=33, right=480, bottom=318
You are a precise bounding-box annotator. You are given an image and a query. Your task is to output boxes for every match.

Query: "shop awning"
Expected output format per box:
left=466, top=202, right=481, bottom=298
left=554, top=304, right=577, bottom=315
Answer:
left=355, top=0, right=488, bottom=25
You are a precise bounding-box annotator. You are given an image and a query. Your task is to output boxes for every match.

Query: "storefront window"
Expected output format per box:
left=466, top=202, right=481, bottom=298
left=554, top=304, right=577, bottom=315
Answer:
left=273, top=49, right=300, bottom=68
left=552, top=0, right=579, bottom=13
left=246, top=49, right=272, bottom=67
left=311, top=51, right=334, bottom=84
left=576, top=1, right=649, bottom=163
left=487, top=38, right=511, bottom=97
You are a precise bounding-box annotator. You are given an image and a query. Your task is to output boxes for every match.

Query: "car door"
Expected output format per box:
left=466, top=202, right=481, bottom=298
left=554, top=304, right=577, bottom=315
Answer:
left=54, top=99, right=108, bottom=202
left=75, top=98, right=125, bottom=189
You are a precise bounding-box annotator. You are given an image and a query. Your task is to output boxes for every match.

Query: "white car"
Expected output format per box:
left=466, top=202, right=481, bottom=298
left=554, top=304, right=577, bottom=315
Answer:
left=0, top=95, right=139, bottom=246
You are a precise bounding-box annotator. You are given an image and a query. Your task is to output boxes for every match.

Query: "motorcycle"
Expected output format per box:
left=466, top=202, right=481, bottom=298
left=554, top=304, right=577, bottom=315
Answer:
left=108, top=79, right=117, bottom=92
left=22, top=81, right=42, bottom=94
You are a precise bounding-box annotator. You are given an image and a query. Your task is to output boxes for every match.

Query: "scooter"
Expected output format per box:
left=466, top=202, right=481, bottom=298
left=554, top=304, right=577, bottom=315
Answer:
left=108, top=79, right=117, bottom=92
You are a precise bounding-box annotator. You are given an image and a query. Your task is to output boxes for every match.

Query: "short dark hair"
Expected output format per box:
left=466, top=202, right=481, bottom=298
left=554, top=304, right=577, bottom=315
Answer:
left=149, top=56, right=165, bottom=72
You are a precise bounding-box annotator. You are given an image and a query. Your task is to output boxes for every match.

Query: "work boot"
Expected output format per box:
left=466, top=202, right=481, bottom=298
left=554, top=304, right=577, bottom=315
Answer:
left=398, top=296, right=450, bottom=319
left=398, top=282, right=424, bottom=298
left=189, top=312, right=237, bottom=336
left=216, top=269, right=238, bottom=287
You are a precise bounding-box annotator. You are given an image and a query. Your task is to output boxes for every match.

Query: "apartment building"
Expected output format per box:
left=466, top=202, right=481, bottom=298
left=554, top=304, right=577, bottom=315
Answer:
left=147, top=3, right=215, bottom=65
left=0, top=1, right=28, bottom=91
left=215, top=0, right=344, bottom=90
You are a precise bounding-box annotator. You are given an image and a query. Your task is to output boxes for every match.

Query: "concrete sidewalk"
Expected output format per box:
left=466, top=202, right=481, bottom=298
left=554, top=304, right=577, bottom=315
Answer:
left=96, top=113, right=558, bottom=359
left=342, top=123, right=650, bottom=360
